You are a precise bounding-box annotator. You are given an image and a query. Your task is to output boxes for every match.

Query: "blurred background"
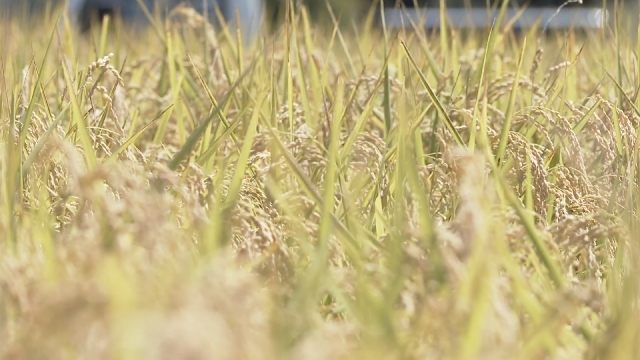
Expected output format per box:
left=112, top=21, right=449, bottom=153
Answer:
left=0, top=0, right=633, bottom=33
left=267, top=0, right=611, bottom=27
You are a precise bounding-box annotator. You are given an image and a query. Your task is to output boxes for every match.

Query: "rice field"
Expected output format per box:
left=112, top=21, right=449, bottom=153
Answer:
left=1, top=2, right=640, bottom=359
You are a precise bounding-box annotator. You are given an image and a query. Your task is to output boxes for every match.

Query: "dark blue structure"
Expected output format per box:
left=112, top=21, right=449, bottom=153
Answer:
left=0, top=0, right=264, bottom=41
left=69, top=0, right=263, bottom=39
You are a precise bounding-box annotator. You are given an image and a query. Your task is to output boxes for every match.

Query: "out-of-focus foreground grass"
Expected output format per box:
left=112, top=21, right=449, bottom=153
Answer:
left=1, top=2, right=640, bottom=359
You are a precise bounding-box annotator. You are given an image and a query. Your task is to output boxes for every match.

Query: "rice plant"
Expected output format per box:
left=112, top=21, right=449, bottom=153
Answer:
left=1, top=1, right=639, bottom=359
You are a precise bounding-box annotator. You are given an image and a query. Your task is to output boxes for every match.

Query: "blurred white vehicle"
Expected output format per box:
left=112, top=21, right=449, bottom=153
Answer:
left=379, top=1, right=610, bottom=31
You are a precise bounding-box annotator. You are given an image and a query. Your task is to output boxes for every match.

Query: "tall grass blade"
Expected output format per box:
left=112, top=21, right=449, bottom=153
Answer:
left=168, top=57, right=258, bottom=171
left=401, top=42, right=464, bottom=147
left=62, top=60, right=97, bottom=170
left=496, top=37, right=526, bottom=164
